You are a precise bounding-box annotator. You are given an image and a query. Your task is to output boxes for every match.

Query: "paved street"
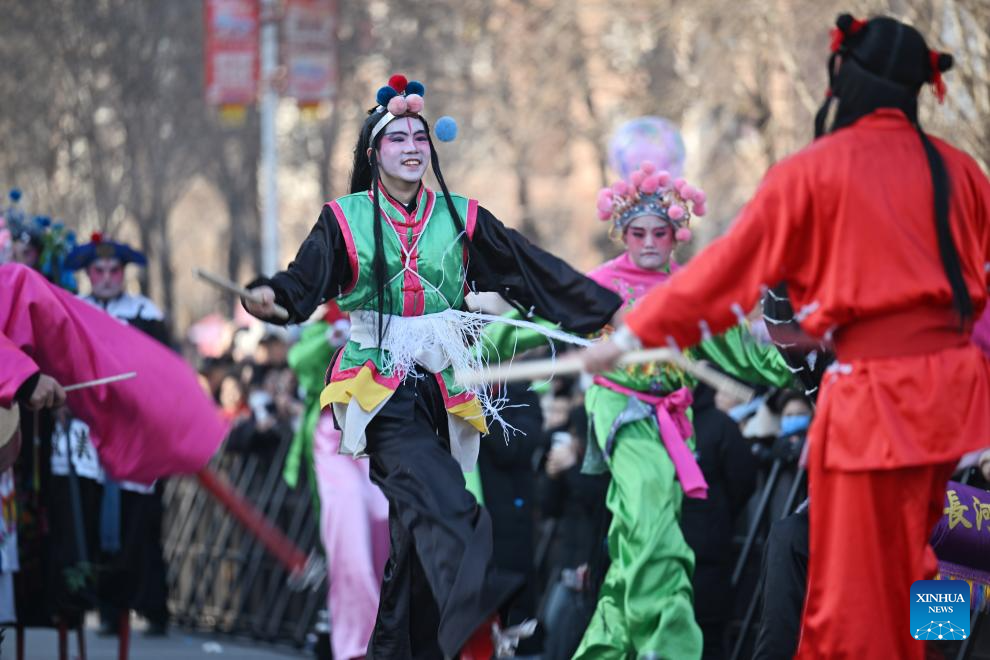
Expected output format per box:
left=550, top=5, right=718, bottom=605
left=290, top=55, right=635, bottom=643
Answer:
left=8, top=619, right=308, bottom=660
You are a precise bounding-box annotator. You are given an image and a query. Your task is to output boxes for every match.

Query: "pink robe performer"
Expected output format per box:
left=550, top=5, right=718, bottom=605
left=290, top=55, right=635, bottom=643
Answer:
left=0, top=263, right=226, bottom=482
left=313, top=412, right=389, bottom=660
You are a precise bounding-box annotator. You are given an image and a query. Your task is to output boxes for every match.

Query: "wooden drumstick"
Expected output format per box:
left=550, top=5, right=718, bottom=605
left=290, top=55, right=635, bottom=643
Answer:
left=64, top=372, right=138, bottom=392
left=457, top=348, right=755, bottom=401
left=193, top=268, right=290, bottom=321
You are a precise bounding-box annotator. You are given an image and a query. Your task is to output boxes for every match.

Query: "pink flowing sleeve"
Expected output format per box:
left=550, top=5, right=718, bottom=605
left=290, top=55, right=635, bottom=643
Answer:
left=0, top=331, right=39, bottom=407
left=0, top=263, right=228, bottom=482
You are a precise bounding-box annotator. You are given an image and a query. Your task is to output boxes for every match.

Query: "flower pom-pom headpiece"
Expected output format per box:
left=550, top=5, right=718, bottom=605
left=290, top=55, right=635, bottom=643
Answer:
left=597, top=161, right=706, bottom=242
left=371, top=73, right=446, bottom=142
left=435, top=116, right=458, bottom=143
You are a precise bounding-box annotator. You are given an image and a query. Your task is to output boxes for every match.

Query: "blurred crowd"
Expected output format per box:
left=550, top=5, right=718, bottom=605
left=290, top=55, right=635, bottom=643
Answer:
left=194, top=324, right=302, bottom=456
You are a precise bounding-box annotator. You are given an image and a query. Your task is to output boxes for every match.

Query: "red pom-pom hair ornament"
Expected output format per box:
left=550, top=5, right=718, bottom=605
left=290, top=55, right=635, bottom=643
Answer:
left=388, top=74, right=408, bottom=93
left=675, top=227, right=693, bottom=242
left=91, top=231, right=103, bottom=243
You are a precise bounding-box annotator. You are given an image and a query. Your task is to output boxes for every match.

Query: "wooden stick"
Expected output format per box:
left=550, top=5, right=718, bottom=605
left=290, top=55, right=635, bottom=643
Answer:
left=457, top=347, right=756, bottom=401
left=666, top=353, right=757, bottom=402
left=64, top=372, right=137, bottom=392
left=196, top=468, right=323, bottom=590
left=193, top=268, right=290, bottom=321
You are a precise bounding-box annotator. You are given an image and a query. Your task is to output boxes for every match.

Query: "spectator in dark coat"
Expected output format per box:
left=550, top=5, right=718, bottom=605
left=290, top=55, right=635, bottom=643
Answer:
left=478, top=382, right=546, bottom=654
left=682, top=382, right=760, bottom=660
left=539, top=406, right=610, bottom=660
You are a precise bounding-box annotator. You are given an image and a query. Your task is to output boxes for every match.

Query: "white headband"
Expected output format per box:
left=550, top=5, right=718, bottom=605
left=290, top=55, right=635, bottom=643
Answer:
left=370, top=107, right=397, bottom=142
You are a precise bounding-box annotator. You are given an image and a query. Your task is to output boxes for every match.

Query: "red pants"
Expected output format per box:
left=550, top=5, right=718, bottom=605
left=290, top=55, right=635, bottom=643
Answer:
left=796, top=435, right=956, bottom=659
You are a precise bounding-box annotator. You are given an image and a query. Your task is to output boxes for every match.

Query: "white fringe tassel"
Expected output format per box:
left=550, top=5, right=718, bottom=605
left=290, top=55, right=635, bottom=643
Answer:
left=349, top=309, right=587, bottom=441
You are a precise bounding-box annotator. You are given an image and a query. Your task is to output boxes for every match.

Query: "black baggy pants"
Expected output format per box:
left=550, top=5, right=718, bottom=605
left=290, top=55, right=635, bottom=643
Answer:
left=364, top=375, right=523, bottom=659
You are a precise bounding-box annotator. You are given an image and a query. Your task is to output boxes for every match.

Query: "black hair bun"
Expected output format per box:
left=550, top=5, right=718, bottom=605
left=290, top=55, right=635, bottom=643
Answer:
left=936, top=52, right=954, bottom=73
left=835, top=13, right=856, bottom=33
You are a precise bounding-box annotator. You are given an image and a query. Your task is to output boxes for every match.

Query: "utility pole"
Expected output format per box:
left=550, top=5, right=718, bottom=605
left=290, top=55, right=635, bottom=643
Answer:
left=259, top=0, right=280, bottom=276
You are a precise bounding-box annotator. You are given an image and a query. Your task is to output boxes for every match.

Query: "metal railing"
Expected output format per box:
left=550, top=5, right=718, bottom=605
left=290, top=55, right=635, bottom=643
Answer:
left=162, top=438, right=325, bottom=649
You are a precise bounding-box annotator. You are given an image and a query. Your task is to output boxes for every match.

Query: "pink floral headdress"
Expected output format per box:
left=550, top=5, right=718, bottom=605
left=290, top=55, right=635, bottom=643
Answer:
left=597, top=161, right=706, bottom=242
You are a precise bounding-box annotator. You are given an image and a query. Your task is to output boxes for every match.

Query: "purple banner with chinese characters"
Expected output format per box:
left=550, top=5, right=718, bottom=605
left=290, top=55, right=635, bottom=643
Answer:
left=932, top=480, right=990, bottom=612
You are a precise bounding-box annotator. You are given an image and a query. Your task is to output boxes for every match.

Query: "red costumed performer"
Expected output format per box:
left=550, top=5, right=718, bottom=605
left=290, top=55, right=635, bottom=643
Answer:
left=581, top=14, right=990, bottom=659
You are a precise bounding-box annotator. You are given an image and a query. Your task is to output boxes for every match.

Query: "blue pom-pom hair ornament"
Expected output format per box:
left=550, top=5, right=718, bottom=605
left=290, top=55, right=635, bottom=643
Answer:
left=370, top=73, right=456, bottom=143
left=376, top=85, right=398, bottom=106
left=434, top=116, right=458, bottom=143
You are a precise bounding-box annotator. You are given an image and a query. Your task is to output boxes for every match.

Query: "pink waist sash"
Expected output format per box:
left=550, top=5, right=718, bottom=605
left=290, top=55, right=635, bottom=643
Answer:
left=593, top=376, right=708, bottom=499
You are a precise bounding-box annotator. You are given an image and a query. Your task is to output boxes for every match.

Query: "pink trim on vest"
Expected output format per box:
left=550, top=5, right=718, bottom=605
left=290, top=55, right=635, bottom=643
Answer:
left=462, top=198, right=480, bottom=294
left=330, top=358, right=403, bottom=389
left=327, top=201, right=359, bottom=295
left=434, top=372, right=476, bottom=408
left=466, top=198, right=479, bottom=239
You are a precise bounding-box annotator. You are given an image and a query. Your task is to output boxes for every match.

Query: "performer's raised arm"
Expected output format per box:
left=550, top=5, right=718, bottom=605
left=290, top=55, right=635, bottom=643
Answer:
left=244, top=205, right=354, bottom=324
left=468, top=207, right=622, bottom=334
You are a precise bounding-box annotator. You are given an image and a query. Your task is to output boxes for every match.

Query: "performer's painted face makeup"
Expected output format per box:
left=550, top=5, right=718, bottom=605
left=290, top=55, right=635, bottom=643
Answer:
left=87, top=257, right=125, bottom=300
left=624, top=215, right=674, bottom=271
left=12, top=241, right=39, bottom=268
left=375, top=117, right=430, bottom=185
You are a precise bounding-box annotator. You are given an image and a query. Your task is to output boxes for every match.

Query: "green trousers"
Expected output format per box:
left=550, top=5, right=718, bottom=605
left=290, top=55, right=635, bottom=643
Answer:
left=574, top=413, right=702, bottom=660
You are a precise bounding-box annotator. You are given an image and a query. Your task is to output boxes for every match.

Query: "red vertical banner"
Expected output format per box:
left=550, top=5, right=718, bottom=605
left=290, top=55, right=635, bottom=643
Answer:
left=204, top=0, right=261, bottom=106
left=283, top=0, right=338, bottom=107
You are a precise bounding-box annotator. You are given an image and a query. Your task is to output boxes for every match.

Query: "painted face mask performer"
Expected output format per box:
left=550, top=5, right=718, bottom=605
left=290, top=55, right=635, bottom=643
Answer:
left=581, top=15, right=990, bottom=660
left=64, top=234, right=172, bottom=635
left=241, top=75, right=622, bottom=658
left=569, top=164, right=792, bottom=660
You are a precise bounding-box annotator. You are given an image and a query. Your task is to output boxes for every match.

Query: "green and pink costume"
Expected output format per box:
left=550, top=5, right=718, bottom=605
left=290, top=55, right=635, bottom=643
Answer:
left=574, top=253, right=791, bottom=660
left=251, top=181, right=622, bottom=658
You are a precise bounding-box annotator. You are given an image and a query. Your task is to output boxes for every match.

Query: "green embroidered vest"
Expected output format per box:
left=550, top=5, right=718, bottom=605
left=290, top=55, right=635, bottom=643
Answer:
left=328, top=185, right=474, bottom=387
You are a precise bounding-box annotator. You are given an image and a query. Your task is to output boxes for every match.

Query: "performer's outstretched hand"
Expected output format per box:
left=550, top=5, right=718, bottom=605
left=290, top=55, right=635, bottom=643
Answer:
left=243, top=285, right=278, bottom=318
left=28, top=374, right=66, bottom=410
left=581, top=339, right=624, bottom=374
